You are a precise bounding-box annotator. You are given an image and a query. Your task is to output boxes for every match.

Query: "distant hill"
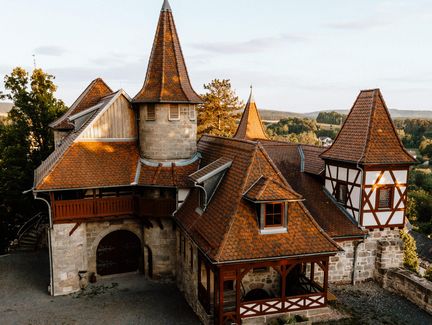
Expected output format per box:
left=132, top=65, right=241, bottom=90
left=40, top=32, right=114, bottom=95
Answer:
left=0, top=102, right=13, bottom=116
left=260, top=108, right=432, bottom=121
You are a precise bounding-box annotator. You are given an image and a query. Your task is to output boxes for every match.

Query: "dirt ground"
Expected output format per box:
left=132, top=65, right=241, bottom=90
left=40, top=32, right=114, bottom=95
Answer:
left=0, top=250, right=200, bottom=325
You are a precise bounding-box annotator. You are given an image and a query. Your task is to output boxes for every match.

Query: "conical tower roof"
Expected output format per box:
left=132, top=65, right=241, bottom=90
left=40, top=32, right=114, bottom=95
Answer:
left=320, top=89, right=415, bottom=165
left=133, top=0, right=202, bottom=104
left=234, top=87, right=268, bottom=140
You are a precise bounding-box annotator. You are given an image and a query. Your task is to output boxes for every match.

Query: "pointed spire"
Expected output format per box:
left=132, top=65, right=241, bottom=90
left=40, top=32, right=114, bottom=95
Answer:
left=321, top=89, right=415, bottom=164
left=133, top=0, right=202, bottom=104
left=234, top=87, right=268, bottom=140
left=161, top=0, right=171, bottom=12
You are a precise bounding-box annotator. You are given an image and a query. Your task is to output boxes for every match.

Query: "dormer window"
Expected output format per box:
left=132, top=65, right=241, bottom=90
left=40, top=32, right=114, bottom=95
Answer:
left=265, top=203, right=283, bottom=227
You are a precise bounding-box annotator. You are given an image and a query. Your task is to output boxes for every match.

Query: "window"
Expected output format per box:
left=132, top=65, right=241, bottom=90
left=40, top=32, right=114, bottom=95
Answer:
left=189, top=106, right=196, bottom=120
left=265, top=203, right=283, bottom=227
left=377, top=187, right=393, bottom=210
left=336, top=182, right=348, bottom=205
left=146, top=104, right=156, bottom=120
left=169, top=104, right=180, bottom=120
left=180, top=105, right=188, bottom=116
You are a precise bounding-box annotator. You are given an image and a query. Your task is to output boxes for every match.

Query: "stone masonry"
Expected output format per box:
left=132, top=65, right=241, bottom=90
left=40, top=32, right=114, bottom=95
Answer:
left=138, top=103, right=197, bottom=160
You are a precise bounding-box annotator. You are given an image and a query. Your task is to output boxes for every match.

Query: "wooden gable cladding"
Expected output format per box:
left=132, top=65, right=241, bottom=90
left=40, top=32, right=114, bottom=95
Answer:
left=79, top=93, right=137, bottom=141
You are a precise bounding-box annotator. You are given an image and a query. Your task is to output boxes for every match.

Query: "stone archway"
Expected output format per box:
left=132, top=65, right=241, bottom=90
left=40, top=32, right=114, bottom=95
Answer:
left=96, top=230, right=141, bottom=276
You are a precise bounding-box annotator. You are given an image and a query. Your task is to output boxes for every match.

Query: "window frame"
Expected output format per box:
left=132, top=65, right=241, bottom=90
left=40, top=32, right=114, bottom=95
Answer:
left=169, top=104, right=180, bottom=121
left=264, top=202, right=284, bottom=228
left=336, top=182, right=348, bottom=205
left=375, top=186, right=394, bottom=210
left=189, top=105, right=196, bottom=120
left=146, top=104, right=156, bottom=121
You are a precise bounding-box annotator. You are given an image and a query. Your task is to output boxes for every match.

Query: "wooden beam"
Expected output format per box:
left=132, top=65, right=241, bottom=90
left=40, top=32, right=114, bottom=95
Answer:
left=69, top=222, right=81, bottom=236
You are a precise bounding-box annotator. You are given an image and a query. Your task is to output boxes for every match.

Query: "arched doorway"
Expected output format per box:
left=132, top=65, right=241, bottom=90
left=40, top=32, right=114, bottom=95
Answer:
left=96, top=230, right=141, bottom=276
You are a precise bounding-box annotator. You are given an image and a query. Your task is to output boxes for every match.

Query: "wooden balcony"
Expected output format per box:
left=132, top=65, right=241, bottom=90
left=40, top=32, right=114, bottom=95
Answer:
left=52, top=196, right=176, bottom=222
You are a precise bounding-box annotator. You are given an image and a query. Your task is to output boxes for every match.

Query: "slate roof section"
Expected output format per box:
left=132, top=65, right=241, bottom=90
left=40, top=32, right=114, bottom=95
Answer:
left=50, top=78, right=113, bottom=130
left=133, top=3, right=202, bottom=104
left=138, top=160, right=199, bottom=188
left=189, top=157, right=232, bottom=183
left=244, top=176, right=302, bottom=202
left=175, top=135, right=341, bottom=263
left=320, top=89, right=416, bottom=165
left=261, top=140, right=365, bottom=239
left=234, top=90, right=268, bottom=140
left=301, top=145, right=326, bottom=175
left=35, top=142, right=139, bottom=191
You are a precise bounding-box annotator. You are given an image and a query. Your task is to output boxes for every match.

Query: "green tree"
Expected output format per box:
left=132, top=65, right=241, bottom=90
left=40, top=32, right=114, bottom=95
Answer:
left=197, top=79, right=243, bottom=138
left=419, top=138, right=432, bottom=159
left=316, top=111, right=345, bottom=125
left=0, top=67, right=66, bottom=253
left=400, top=230, right=419, bottom=273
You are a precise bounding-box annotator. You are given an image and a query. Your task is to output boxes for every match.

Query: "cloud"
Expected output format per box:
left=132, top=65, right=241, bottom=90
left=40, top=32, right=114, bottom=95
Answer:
left=326, top=17, right=391, bottom=30
left=190, top=34, right=307, bottom=54
left=34, top=46, right=67, bottom=56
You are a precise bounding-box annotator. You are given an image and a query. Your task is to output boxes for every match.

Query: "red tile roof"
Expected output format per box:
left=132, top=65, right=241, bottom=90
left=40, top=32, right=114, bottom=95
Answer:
left=189, top=157, right=232, bottom=183
left=301, top=145, right=326, bottom=175
left=320, top=89, right=416, bottom=165
left=50, top=78, right=113, bottom=130
left=244, top=176, right=302, bottom=202
left=35, top=142, right=139, bottom=190
left=138, top=160, right=199, bottom=188
left=234, top=91, right=268, bottom=140
left=175, top=136, right=340, bottom=263
left=133, top=5, right=202, bottom=104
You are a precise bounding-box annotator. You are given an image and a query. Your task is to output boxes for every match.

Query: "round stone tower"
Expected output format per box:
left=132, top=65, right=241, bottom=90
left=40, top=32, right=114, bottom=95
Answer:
left=133, top=0, right=202, bottom=161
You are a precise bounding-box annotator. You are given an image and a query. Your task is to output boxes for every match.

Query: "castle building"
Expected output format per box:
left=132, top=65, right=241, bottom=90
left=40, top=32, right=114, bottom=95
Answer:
left=32, top=1, right=415, bottom=324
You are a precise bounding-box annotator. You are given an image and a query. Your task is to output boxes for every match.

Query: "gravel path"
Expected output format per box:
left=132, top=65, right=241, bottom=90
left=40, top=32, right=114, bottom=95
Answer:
left=316, top=282, right=432, bottom=325
left=0, top=250, right=200, bottom=325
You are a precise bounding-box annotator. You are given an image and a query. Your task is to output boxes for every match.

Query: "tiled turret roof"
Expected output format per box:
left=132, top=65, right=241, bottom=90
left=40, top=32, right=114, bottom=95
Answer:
left=320, top=89, right=416, bottom=165
left=133, top=0, right=202, bottom=104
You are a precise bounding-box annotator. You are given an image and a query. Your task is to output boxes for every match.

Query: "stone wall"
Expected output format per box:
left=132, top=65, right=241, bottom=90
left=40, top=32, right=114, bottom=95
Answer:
left=242, top=267, right=280, bottom=297
left=50, top=223, right=87, bottom=296
left=144, top=218, right=177, bottom=279
left=329, top=228, right=402, bottom=284
left=379, top=268, right=432, bottom=314
left=138, top=103, right=197, bottom=160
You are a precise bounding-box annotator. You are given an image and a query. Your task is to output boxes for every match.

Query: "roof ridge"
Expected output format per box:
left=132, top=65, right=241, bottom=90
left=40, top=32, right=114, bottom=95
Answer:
left=358, top=89, right=377, bottom=163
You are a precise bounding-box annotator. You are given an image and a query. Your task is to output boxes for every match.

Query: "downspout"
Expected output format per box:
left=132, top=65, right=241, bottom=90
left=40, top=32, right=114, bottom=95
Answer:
left=351, top=239, right=364, bottom=285
left=34, top=192, right=55, bottom=296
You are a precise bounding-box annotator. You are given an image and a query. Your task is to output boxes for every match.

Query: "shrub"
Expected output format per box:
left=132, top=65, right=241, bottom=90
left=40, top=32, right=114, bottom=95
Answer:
left=424, top=266, right=432, bottom=282
left=400, top=230, right=419, bottom=272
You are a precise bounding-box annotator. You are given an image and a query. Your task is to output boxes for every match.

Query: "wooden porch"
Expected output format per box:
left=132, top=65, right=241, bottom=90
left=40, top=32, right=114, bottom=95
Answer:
left=51, top=196, right=176, bottom=222
left=198, top=254, right=330, bottom=325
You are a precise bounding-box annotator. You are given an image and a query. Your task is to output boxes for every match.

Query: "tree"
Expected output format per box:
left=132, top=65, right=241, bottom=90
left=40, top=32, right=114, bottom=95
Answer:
left=400, top=230, right=419, bottom=273
left=419, top=138, right=432, bottom=159
left=197, top=79, right=243, bottom=138
left=316, top=111, right=346, bottom=125
left=0, top=67, right=66, bottom=253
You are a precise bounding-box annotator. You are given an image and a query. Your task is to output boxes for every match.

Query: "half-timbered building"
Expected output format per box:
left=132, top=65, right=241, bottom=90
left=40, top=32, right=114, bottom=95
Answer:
left=32, top=1, right=415, bottom=324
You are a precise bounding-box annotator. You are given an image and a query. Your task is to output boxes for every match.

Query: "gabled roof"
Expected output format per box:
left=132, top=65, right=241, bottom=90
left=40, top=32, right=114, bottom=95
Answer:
left=243, top=176, right=302, bottom=202
left=133, top=1, right=202, bottom=104
left=50, top=78, right=113, bottom=130
left=320, top=89, right=416, bottom=165
left=175, top=136, right=340, bottom=263
left=234, top=89, right=268, bottom=140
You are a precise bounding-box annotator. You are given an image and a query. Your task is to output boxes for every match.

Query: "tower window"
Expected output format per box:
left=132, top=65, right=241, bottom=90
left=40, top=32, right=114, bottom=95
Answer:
left=336, top=182, right=348, bottom=205
left=146, top=104, right=156, bottom=121
left=189, top=106, right=196, bottom=120
left=377, top=186, right=393, bottom=210
left=264, top=203, right=283, bottom=227
left=169, top=104, right=180, bottom=120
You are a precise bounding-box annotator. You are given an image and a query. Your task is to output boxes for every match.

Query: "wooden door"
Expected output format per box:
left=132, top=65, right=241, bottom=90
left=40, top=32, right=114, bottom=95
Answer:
left=97, top=230, right=141, bottom=276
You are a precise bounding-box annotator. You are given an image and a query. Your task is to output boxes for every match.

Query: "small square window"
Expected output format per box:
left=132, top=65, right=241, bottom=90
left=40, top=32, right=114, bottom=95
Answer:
left=377, top=187, right=393, bottom=209
left=189, top=106, right=196, bottom=120
left=180, top=105, right=188, bottom=116
left=146, top=104, right=156, bottom=121
left=265, top=203, right=283, bottom=227
left=336, top=182, right=348, bottom=204
left=169, top=104, right=180, bottom=120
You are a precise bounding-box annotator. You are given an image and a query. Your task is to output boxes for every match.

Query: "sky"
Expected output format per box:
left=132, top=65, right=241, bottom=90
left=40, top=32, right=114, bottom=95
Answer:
left=1, top=0, right=432, bottom=113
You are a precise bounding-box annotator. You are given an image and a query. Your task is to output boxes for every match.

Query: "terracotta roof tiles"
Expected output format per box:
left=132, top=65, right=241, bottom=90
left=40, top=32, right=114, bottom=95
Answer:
left=234, top=90, right=268, bottom=140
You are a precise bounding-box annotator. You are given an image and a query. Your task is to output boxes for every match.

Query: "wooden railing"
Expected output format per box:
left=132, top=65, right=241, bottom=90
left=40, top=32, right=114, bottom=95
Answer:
left=52, top=196, right=176, bottom=222
left=238, top=292, right=325, bottom=319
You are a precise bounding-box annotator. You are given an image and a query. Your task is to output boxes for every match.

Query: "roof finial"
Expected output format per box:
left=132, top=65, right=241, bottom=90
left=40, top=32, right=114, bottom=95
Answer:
left=248, top=84, right=255, bottom=103
left=161, top=0, right=172, bottom=12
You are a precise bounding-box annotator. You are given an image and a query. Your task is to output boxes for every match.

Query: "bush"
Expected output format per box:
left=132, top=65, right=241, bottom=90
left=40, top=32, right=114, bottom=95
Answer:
left=400, top=230, right=419, bottom=272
